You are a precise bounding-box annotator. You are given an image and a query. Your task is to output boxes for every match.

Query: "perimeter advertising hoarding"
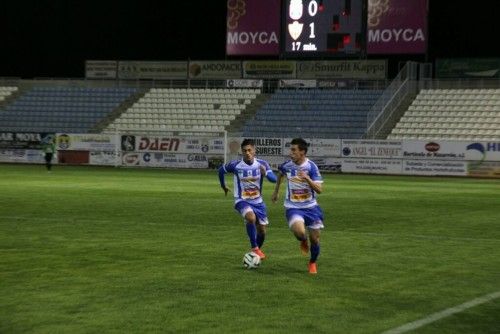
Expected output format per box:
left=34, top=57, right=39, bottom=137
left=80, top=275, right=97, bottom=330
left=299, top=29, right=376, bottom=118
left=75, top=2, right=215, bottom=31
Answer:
left=342, top=158, right=402, bottom=174
left=402, top=141, right=500, bottom=162
left=367, top=0, right=427, bottom=54
left=435, top=58, right=500, bottom=78
left=402, top=160, right=467, bottom=176
left=226, top=79, right=263, bottom=88
left=0, top=149, right=45, bottom=163
left=341, top=139, right=403, bottom=159
left=121, top=135, right=225, bottom=155
left=0, top=132, right=52, bottom=150
left=121, top=152, right=209, bottom=169
left=89, top=151, right=118, bottom=166
left=296, top=60, right=386, bottom=79
left=226, top=0, right=281, bottom=55
left=85, top=60, right=118, bottom=79
left=242, top=61, right=296, bottom=79
left=188, top=61, right=242, bottom=79
left=226, top=137, right=342, bottom=163
left=56, top=134, right=118, bottom=151
left=117, top=61, right=188, bottom=80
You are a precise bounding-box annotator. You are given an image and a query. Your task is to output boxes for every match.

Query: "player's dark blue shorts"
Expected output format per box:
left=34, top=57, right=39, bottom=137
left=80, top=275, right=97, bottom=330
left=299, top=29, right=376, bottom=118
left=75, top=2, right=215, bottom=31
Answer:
left=235, top=201, right=269, bottom=225
left=285, top=206, right=324, bottom=229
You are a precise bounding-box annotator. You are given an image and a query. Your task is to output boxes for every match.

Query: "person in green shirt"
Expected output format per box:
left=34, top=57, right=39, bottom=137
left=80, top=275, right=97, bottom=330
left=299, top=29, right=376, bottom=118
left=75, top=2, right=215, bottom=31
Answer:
left=42, top=136, right=56, bottom=171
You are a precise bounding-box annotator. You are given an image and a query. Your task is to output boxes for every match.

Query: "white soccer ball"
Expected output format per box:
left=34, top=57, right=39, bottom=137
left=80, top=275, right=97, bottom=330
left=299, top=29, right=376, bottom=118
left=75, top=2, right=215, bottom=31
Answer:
left=243, top=251, right=261, bottom=269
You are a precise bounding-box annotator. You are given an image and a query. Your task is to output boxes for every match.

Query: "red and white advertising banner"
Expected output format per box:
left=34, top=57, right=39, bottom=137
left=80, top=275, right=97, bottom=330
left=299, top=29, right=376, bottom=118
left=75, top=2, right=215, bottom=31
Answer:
left=342, top=158, right=403, bottom=174
left=56, top=133, right=118, bottom=151
left=121, top=135, right=225, bottom=154
left=402, top=160, right=467, bottom=176
left=367, top=0, right=428, bottom=54
left=341, top=140, right=403, bottom=158
left=226, top=0, right=280, bottom=55
left=402, top=141, right=500, bottom=162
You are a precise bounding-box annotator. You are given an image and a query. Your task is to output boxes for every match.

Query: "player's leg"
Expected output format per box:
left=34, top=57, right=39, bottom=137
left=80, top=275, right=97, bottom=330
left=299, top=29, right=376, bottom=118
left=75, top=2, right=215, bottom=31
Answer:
left=235, top=202, right=266, bottom=259
left=305, top=206, right=324, bottom=274
left=286, top=209, right=309, bottom=255
left=253, top=202, right=269, bottom=249
left=308, top=229, right=320, bottom=274
left=247, top=211, right=266, bottom=259
left=45, top=153, right=52, bottom=171
left=256, top=223, right=266, bottom=249
left=244, top=209, right=258, bottom=249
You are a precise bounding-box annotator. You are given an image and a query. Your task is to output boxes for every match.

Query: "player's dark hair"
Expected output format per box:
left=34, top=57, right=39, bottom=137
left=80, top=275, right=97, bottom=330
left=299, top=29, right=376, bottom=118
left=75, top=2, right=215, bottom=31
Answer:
left=291, top=138, right=309, bottom=154
left=241, top=138, right=255, bottom=148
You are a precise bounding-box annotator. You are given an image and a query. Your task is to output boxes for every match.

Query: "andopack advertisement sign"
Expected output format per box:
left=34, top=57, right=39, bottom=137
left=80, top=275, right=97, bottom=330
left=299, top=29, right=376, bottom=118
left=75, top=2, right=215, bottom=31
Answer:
left=226, top=0, right=280, bottom=55
left=367, top=0, right=428, bottom=54
left=188, top=61, right=241, bottom=79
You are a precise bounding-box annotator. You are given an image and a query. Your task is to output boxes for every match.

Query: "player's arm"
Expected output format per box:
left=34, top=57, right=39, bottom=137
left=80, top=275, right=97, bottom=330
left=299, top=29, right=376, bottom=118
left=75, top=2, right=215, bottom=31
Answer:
left=271, top=173, right=284, bottom=203
left=259, top=161, right=277, bottom=183
left=217, top=165, right=230, bottom=196
left=298, top=170, right=322, bottom=194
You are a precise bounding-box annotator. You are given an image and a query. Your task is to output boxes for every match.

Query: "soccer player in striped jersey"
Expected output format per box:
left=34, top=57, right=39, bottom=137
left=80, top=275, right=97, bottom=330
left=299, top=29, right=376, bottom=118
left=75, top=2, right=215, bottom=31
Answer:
left=272, top=138, right=324, bottom=274
left=218, top=139, right=277, bottom=260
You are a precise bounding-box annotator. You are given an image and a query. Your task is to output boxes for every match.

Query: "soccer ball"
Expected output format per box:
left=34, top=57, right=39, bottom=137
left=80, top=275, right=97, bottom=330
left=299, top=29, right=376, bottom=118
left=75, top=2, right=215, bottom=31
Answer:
left=243, top=251, right=261, bottom=269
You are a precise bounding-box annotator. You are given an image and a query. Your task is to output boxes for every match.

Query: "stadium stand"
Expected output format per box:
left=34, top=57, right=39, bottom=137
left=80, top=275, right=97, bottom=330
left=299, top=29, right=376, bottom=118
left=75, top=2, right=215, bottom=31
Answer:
left=103, top=88, right=260, bottom=133
left=241, top=89, right=383, bottom=138
left=387, top=88, right=500, bottom=141
left=0, top=87, right=138, bottom=133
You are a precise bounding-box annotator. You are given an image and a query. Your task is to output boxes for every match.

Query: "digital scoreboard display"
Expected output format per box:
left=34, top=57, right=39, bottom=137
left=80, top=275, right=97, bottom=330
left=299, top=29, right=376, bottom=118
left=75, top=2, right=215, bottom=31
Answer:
left=284, top=0, right=366, bottom=56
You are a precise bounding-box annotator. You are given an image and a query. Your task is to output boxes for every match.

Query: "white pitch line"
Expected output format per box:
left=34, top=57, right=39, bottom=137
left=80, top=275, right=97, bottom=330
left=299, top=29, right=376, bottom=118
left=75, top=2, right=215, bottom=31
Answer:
left=381, top=290, right=500, bottom=334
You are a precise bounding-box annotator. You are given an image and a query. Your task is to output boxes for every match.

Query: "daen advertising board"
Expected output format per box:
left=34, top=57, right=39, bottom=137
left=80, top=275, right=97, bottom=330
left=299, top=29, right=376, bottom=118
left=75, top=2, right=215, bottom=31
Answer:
left=121, top=135, right=225, bottom=154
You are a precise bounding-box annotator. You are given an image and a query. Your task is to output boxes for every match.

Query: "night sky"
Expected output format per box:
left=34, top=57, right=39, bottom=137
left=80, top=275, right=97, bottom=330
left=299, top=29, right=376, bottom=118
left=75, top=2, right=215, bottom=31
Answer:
left=1, top=0, right=498, bottom=79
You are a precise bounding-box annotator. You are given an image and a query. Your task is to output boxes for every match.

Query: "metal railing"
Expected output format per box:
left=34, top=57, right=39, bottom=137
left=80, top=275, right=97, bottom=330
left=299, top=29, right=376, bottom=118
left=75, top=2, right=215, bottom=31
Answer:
left=365, top=62, right=419, bottom=139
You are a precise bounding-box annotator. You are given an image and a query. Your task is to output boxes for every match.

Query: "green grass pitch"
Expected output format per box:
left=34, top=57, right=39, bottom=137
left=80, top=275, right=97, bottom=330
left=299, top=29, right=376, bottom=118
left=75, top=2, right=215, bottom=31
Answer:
left=0, top=164, right=499, bottom=333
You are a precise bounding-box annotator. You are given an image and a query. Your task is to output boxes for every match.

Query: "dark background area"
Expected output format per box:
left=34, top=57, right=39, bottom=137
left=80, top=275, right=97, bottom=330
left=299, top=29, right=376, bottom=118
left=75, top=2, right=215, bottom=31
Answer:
left=0, top=0, right=498, bottom=79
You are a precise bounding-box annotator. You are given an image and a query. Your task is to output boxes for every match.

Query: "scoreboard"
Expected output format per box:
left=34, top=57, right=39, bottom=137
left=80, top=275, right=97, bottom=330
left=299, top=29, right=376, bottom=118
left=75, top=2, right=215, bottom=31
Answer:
left=284, top=0, right=366, bottom=57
